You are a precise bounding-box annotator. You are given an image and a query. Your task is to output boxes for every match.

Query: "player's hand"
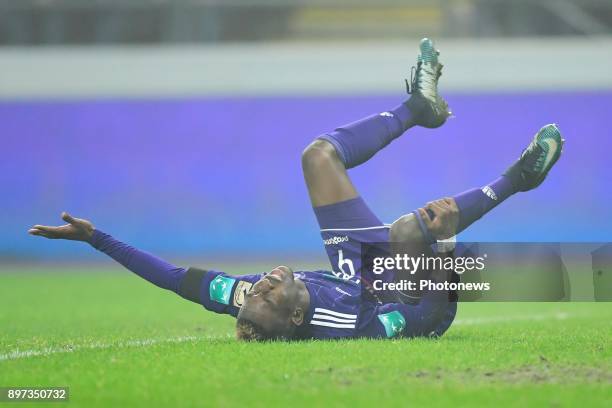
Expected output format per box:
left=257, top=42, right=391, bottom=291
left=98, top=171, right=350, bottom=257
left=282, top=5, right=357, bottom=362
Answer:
left=418, top=198, right=459, bottom=240
left=28, top=212, right=95, bottom=242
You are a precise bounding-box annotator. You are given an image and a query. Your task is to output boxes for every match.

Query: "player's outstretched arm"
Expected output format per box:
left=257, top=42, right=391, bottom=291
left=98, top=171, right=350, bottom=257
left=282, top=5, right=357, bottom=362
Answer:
left=29, top=212, right=188, bottom=295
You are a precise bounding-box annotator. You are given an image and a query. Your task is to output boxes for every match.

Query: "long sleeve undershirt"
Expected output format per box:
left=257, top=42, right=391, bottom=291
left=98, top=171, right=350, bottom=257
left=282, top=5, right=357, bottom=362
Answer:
left=88, top=229, right=187, bottom=293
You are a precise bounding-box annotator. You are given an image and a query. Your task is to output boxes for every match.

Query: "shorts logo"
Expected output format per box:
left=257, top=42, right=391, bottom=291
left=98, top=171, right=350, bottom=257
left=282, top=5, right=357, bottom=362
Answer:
left=481, top=185, right=498, bottom=201
left=209, top=275, right=236, bottom=305
left=233, top=280, right=253, bottom=307
left=377, top=311, right=406, bottom=338
left=324, top=236, right=349, bottom=246
left=380, top=112, right=394, bottom=117
left=335, top=249, right=356, bottom=280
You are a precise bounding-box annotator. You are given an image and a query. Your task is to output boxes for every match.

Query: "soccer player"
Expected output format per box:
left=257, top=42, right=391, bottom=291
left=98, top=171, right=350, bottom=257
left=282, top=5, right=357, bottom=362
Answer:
left=28, top=39, right=563, bottom=341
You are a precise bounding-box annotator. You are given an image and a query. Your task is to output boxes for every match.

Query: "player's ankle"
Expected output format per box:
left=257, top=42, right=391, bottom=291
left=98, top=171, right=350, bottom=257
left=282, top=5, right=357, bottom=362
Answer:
left=404, top=95, right=426, bottom=126
left=502, top=160, right=529, bottom=193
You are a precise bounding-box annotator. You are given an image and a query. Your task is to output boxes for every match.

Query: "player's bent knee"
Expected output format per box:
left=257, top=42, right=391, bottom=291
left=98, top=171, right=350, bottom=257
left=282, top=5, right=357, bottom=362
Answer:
left=390, top=213, right=425, bottom=244
left=301, top=139, right=339, bottom=173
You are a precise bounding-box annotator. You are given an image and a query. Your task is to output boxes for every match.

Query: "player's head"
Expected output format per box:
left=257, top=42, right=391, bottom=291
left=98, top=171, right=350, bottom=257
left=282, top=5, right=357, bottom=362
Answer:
left=236, top=265, right=306, bottom=341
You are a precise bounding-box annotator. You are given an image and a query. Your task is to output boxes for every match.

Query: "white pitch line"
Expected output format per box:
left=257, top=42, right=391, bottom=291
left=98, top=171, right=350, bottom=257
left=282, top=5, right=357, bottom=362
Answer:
left=0, top=313, right=577, bottom=362
left=453, top=312, right=571, bottom=326
left=0, top=335, right=208, bottom=362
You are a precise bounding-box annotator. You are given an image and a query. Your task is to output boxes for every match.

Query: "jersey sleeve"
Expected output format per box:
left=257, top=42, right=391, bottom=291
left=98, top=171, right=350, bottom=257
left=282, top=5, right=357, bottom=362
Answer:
left=360, top=293, right=453, bottom=339
left=178, top=267, right=261, bottom=318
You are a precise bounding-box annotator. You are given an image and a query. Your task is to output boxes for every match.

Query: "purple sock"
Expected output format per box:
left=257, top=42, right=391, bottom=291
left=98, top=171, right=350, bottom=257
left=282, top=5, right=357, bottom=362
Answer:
left=453, top=176, right=517, bottom=234
left=319, top=103, right=414, bottom=169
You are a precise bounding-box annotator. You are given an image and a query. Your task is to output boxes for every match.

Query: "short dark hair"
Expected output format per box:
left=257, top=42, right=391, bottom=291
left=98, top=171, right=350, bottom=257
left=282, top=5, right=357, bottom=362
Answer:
left=236, top=318, right=275, bottom=341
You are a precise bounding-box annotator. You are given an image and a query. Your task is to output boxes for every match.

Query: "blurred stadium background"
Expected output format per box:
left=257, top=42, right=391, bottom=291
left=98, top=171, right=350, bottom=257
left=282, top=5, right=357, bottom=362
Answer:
left=1, top=0, right=611, bottom=263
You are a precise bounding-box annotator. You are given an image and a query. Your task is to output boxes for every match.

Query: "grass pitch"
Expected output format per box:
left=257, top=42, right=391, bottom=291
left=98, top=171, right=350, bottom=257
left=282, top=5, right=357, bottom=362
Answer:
left=0, top=266, right=610, bottom=407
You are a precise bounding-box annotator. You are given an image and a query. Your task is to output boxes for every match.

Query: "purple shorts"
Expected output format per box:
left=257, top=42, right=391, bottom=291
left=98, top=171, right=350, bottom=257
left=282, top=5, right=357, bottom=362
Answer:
left=313, top=197, right=391, bottom=284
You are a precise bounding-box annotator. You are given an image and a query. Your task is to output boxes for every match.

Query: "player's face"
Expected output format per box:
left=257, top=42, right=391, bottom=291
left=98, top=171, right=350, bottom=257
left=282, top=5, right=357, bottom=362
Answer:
left=237, top=265, right=300, bottom=337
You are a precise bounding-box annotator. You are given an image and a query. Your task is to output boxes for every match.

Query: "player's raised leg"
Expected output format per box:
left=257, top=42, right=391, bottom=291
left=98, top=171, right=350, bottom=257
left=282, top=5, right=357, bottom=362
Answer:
left=318, top=38, right=450, bottom=171
left=303, top=38, right=451, bottom=207
left=395, top=124, right=565, bottom=243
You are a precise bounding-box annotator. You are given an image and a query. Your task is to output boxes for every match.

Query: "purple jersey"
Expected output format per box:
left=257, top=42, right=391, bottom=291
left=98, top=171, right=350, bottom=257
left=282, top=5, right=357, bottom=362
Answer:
left=195, top=196, right=456, bottom=339
left=197, top=267, right=453, bottom=339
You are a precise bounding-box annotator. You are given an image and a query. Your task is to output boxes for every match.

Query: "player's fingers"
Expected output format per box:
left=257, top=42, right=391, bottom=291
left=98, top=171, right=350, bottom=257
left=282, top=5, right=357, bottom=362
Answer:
left=435, top=198, right=449, bottom=208
left=433, top=200, right=450, bottom=214
left=28, top=228, right=52, bottom=238
left=435, top=200, right=452, bottom=213
left=442, top=197, right=458, bottom=211
left=436, top=199, right=459, bottom=221
left=425, top=201, right=443, bottom=217
left=32, top=225, right=52, bottom=232
left=428, top=202, right=449, bottom=231
left=34, top=225, right=63, bottom=237
left=61, top=212, right=76, bottom=225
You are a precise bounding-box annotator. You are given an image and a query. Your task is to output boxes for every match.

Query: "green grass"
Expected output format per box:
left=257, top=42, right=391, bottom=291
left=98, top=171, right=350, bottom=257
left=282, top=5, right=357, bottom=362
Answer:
left=1, top=267, right=610, bottom=407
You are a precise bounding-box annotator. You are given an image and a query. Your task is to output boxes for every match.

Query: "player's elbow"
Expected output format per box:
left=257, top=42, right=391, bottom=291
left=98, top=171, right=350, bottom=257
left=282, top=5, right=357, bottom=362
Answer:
left=301, top=139, right=338, bottom=173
